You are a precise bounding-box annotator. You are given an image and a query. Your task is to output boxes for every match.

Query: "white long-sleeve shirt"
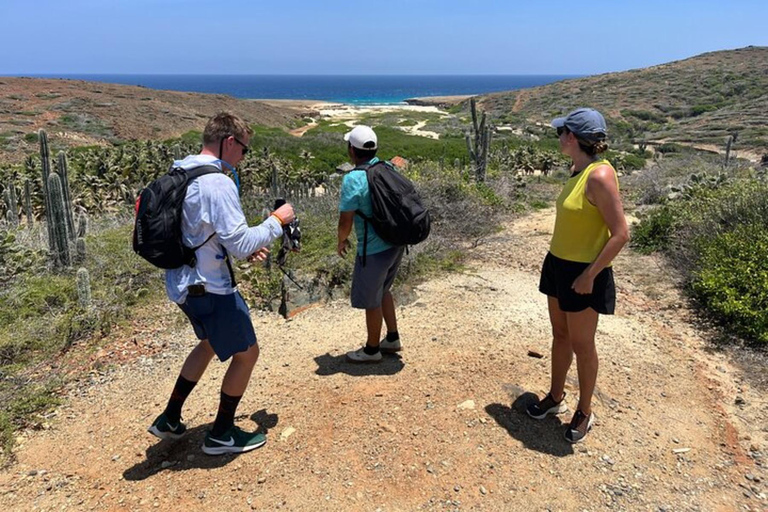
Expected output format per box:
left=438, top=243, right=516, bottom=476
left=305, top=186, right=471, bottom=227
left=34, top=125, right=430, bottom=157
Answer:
left=165, top=154, right=283, bottom=304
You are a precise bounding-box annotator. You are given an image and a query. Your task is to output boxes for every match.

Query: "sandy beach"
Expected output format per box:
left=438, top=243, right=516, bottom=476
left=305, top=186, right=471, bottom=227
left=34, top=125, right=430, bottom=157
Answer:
left=254, top=99, right=452, bottom=139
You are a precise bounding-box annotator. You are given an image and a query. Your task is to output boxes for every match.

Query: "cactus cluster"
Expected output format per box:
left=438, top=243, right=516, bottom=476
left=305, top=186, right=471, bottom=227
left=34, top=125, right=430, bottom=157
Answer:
left=39, top=129, right=78, bottom=267
left=465, top=97, right=492, bottom=183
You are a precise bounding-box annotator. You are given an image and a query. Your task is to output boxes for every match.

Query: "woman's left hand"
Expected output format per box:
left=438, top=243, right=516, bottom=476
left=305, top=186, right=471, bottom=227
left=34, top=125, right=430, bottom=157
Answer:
left=572, top=271, right=595, bottom=295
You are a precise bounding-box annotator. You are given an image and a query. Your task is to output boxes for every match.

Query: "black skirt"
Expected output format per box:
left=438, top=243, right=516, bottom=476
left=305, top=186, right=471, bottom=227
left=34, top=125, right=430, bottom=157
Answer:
left=538, top=252, right=615, bottom=315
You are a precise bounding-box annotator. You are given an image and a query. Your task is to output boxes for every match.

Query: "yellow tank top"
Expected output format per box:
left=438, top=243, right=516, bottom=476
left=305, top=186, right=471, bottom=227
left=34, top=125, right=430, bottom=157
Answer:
left=550, top=159, right=617, bottom=264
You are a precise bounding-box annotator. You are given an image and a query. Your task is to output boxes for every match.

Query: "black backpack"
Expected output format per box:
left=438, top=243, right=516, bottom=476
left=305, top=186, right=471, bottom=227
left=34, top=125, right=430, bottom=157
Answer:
left=133, top=164, right=221, bottom=270
left=355, top=161, right=431, bottom=262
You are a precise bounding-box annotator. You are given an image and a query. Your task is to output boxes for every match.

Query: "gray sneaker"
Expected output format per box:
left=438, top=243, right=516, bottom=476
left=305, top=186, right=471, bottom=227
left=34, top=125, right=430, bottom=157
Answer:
left=346, top=347, right=382, bottom=363
left=379, top=337, right=401, bottom=354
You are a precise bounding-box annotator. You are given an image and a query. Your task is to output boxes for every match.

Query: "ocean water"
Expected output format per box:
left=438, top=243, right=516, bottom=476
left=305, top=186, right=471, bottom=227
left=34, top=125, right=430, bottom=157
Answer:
left=30, top=74, right=575, bottom=104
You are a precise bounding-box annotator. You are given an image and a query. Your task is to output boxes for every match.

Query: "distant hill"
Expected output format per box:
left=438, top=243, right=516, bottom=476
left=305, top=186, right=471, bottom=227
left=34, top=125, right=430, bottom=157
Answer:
left=0, top=77, right=300, bottom=164
left=477, top=46, right=768, bottom=156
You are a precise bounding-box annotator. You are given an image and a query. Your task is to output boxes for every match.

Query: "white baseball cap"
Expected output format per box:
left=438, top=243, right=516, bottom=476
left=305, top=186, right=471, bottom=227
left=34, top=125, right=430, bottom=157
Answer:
left=344, top=125, right=378, bottom=150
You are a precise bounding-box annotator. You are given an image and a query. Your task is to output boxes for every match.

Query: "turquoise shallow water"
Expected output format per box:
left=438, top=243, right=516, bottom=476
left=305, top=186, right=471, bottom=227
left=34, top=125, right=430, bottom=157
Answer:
left=29, top=74, right=575, bottom=104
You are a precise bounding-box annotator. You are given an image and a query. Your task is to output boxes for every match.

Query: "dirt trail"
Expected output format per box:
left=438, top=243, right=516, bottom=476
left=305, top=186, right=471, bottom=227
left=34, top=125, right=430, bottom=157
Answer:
left=1, top=209, right=766, bottom=511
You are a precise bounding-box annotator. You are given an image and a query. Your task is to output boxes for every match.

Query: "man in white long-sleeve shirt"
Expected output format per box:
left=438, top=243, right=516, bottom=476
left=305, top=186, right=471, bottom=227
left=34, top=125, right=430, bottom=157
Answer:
left=148, top=113, right=295, bottom=455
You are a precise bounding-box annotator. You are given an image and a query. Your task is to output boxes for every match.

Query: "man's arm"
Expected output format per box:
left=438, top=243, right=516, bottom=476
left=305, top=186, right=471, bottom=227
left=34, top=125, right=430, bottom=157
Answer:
left=337, top=211, right=354, bottom=257
left=208, top=178, right=294, bottom=259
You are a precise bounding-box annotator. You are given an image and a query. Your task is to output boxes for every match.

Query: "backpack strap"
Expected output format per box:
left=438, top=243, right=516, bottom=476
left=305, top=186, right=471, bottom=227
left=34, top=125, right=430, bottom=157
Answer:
left=352, top=163, right=377, bottom=266
left=177, top=164, right=238, bottom=286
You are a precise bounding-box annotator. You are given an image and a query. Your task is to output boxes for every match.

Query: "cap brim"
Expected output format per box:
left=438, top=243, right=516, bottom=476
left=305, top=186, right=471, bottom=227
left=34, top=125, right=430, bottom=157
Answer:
left=551, top=117, right=566, bottom=128
left=343, top=131, right=352, bottom=142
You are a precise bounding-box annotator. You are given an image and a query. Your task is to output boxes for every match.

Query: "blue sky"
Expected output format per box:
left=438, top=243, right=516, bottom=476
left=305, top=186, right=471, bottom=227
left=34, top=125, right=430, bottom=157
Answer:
left=2, top=0, right=766, bottom=75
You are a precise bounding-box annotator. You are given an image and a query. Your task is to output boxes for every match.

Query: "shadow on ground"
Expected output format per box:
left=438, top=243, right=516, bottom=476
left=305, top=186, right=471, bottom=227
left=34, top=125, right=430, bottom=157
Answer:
left=486, top=392, right=574, bottom=457
left=314, top=352, right=404, bottom=376
left=123, top=409, right=278, bottom=481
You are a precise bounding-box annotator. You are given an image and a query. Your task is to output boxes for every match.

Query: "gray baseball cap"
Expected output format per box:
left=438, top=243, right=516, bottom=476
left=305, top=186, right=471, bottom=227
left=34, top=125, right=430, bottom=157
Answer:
left=551, top=108, right=607, bottom=141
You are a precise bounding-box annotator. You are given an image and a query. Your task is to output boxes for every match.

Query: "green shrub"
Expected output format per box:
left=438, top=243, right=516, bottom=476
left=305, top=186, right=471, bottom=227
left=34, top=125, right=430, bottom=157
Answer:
left=691, top=223, right=768, bottom=345
left=631, top=206, right=675, bottom=254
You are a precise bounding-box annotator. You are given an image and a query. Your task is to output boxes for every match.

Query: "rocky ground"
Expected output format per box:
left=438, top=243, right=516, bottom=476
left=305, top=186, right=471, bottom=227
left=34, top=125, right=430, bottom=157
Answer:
left=0, top=208, right=765, bottom=511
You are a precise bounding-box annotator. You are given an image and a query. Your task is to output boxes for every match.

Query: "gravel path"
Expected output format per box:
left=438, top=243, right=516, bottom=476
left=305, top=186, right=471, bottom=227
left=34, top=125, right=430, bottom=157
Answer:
left=1, top=209, right=765, bottom=511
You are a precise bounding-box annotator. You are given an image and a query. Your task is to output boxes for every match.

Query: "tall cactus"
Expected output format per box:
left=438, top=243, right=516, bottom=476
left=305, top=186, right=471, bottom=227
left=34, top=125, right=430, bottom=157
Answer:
left=24, top=179, right=33, bottom=228
left=465, top=97, right=492, bottom=182
left=39, top=129, right=55, bottom=252
left=4, top=184, right=18, bottom=228
left=57, top=151, right=75, bottom=240
left=75, top=237, right=87, bottom=263
left=76, top=267, right=91, bottom=308
left=47, top=172, right=71, bottom=267
left=76, top=212, right=88, bottom=238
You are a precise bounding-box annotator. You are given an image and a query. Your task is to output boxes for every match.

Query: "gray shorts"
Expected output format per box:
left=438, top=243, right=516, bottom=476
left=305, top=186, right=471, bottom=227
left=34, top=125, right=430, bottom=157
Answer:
left=351, top=246, right=405, bottom=309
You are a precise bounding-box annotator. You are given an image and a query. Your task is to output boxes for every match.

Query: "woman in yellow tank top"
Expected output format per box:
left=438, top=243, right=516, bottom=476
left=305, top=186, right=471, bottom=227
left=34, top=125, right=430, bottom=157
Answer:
left=526, top=108, right=630, bottom=443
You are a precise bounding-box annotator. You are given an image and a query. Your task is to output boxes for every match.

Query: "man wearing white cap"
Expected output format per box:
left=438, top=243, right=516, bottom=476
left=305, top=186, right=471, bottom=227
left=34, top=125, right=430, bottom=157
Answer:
left=337, top=125, right=405, bottom=363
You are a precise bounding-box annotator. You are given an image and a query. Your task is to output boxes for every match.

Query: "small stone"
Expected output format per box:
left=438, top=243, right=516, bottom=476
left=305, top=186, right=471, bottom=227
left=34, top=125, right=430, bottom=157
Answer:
left=27, top=470, right=38, bottom=477
left=479, top=485, right=487, bottom=495
left=745, top=473, right=755, bottom=481
left=160, top=461, right=173, bottom=469
left=187, top=455, right=195, bottom=462
left=735, top=396, right=746, bottom=406
left=454, top=485, right=460, bottom=492
left=257, top=476, right=267, bottom=484
left=457, top=400, right=476, bottom=411
left=280, top=427, right=296, bottom=440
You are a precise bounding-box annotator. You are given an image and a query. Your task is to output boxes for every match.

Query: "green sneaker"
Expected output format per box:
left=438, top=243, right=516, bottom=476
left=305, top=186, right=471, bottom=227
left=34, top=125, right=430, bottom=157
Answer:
left=202, top=426, right=267, bottom=455
left=147, top=412, right=187, bottom=440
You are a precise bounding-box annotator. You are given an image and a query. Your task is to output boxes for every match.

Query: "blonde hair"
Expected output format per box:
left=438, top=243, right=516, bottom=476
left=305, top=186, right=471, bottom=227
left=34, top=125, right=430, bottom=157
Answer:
left=203, top=112, right=252, bottom=146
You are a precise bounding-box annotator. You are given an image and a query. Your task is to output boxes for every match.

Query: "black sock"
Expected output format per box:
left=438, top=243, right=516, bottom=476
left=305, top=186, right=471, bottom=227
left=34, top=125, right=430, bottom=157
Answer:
left=363, top=343, right=380, bottom=355
left=211, top=392, right=242, bottom=438
left=164, top=375, right=197, bottom=423
left=386, top=331, right=399, bottom=342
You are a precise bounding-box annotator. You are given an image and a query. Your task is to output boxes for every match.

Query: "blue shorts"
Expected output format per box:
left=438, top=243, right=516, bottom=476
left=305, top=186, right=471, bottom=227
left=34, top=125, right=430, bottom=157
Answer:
left=178, top=291, right=257, bottom=361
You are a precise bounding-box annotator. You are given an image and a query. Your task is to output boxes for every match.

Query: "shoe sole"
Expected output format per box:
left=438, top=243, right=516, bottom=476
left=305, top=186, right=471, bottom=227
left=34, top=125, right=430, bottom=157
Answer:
left=202, top=438, right=267, bottom=456
left=526, top=403, right=568, bottom=420
left=147, top=425, right=184, bottom=440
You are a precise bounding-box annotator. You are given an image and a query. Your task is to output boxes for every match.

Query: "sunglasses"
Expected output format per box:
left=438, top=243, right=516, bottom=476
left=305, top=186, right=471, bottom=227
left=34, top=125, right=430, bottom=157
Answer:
left=233, top=137, right=249, bottom=155
left=556, top=126, right=569, bottom=136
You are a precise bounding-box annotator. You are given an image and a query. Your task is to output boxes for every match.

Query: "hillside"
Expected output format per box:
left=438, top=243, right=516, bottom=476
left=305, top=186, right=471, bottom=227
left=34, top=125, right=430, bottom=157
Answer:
left=0, top=77, right=301, bottom=164
left=477, top=46, right=768, bottom=155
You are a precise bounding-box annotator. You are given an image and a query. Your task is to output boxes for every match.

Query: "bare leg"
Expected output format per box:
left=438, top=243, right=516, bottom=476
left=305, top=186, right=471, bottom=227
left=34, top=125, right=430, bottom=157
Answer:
left=180, top=339, right=216, bottom=382
left=221, top=342, right=260, bottom=397
left=365, top=307, right=384, bottom=347
left=566, top=307, right=600, bottom=414
left=548, top=297, right=572, bottom=402
left=381, top=291, right=398, bottom=334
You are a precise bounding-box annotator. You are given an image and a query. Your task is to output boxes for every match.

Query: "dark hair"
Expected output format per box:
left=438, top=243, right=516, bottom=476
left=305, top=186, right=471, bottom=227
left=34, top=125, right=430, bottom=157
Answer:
left=350, top=144, right=377, bottom=161
left=203, top=112, right=252, bottom=146
left=576, top=136, right=608, bottom=156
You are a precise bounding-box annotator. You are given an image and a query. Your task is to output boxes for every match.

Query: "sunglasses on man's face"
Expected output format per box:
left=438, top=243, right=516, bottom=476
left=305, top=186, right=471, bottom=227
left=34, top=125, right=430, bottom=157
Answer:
left=234, top=137, right=249, bottom=155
